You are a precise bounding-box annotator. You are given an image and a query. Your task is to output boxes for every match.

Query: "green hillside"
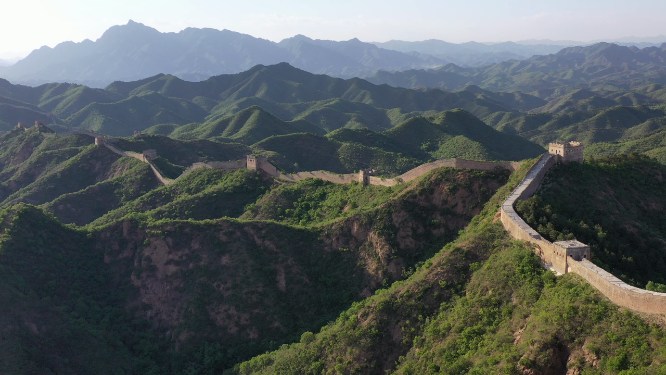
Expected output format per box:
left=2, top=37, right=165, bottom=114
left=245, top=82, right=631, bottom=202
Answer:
left=0, top=162, right=510, bottom=374
left=515, top=155, right=666, bottom=288
left=1, top=62, right=666, bottom=374
left=486, top=104, right=666, bottom=154
left=0, top=64, right=537, bottom=137
left=167, top=106, right=325, bottom=143
left=384, top=109, right=545, bottom=161
left=90, top=168, right=271, bottom=226
left=0, top=113, right=663, bottom=374
left=232, top=161, right=666, bottom=375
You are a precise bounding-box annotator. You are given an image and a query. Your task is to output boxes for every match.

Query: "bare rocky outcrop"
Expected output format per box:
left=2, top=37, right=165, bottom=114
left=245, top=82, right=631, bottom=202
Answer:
left=93, top=167, right=507, bottom=348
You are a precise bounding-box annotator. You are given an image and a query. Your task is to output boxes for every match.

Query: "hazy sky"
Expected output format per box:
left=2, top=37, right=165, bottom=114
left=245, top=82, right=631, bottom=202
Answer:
left=2, top=0, right=666, bottom=58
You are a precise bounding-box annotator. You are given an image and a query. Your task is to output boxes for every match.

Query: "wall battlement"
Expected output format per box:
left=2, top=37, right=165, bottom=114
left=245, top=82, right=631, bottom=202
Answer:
left=500, top=144, right=666, bottom=315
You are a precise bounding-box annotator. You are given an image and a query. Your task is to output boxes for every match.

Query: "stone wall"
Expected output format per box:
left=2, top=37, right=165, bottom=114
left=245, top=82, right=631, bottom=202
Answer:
left=257, top=158, right=279, bottom=177
left=499, top=152, right=666, bottom=314
left=397, top=159, right=522, bottom=183
left=274, top=158, right=522, bottom=187
left=101, top=143, right=174, bottom=185
left=278, top=171, right=359, bottom=184
left=149, top=164, right=175, bottom=186
left=368, top=176, right=399, bottom=187
left=567, top=259, right=666, bottom=315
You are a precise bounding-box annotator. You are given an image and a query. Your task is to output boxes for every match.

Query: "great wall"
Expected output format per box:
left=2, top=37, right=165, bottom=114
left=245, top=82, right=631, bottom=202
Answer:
left=25, top=122, right=666, bottom=315
left=501, top=141, right=666, bottom=315
left=84, top=130, right=525, bottom=188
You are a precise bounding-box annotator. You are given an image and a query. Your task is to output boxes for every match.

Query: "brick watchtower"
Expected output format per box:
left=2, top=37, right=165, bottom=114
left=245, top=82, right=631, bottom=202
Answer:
left=548, top=141, right=584, bottom=163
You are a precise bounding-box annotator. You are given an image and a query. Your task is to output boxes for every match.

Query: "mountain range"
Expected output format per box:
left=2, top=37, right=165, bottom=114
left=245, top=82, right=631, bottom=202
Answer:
left=372, top=39, right=569, bottom=65
left=368, top=42, right=666, bottom=92
left=0, top=122, right=662, bottom=373
left=0, top=63, right=552, bottom=136
left=2, top=20, right=645, bottom=89
left=0, top=21, right=452, bottom=88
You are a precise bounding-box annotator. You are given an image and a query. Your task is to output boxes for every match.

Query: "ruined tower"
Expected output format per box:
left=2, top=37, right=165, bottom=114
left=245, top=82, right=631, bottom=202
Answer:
left=142, top=149, right=157, bottom=161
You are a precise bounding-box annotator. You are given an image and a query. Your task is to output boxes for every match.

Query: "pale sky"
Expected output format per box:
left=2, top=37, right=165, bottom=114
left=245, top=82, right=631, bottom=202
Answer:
left=2, top=0, right=666, bottom=58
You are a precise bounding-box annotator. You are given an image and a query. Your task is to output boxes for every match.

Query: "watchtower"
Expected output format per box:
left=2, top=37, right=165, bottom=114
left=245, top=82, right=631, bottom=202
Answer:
left=246, top=155, right=278, bottom=176
left=17, top=122, right=27, bottom=131
left=134, top=131, right=144, bottom=138
left=554, top=240, right=591, bottom=261
left=247, top=155, right=258, bottom=170
left=548, top=141, right=584, bottom=163
left=142, top=149, right=157, bottom=161
left=95, top=136, right=108, bottom=146
left=358, top=170, right=369, bottom=185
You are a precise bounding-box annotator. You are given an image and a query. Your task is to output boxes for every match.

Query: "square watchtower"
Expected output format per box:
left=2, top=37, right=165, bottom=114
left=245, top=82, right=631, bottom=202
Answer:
left=554, top=240, right=591, bottom=261
left=549, top=141, right=584, bottom=163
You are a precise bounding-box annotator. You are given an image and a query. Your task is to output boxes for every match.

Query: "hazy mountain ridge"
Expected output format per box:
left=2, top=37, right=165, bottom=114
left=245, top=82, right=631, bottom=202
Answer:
left=367, top=42, right=666, bottom=93
left=0, top=21, right=450, bottom=88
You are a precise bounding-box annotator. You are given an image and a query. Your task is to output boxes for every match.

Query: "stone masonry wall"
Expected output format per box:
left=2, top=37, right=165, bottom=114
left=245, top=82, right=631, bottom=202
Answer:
left=278, top=171, right=358, bottom=184
left=396, top=159, right=522, bottom=184
left=275, top=159, right=521, bottom=187
left=500, top=153, right=666, bottom=315
left=567, top=259, right=666, bottom=315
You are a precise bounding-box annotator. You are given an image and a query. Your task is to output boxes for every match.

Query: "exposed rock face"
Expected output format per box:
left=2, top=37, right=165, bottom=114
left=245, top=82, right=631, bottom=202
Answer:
left=94, top=168, right=509, bottom=348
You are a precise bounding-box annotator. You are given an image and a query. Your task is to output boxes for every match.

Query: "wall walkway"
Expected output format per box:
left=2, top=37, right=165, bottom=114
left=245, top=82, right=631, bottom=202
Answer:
left=500, top=153, right=666, bottom=315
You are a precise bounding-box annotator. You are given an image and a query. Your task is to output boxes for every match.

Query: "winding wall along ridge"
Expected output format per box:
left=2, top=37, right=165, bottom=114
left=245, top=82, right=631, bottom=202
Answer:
left=500, top=153, right=666, bottom=315
left=48, top=129, right=666, bottom=314
left=45, top=130, right=524, bottom=188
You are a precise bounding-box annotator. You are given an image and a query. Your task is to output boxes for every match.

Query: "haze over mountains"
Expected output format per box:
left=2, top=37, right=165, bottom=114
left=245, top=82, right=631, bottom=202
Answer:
left=3, top=20, right=664, bottom=88
left=0, top=20, right=449, bottom=88
left=368, top=42, right=666, bottom=92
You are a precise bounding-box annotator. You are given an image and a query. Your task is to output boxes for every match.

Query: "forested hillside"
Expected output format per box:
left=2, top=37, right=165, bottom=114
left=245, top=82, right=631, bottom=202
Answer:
left=231, top=161, right=666, bottom=375
left=516, top=154, right=666, bottom=288
left=0, top=147, right=512, bottom=373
